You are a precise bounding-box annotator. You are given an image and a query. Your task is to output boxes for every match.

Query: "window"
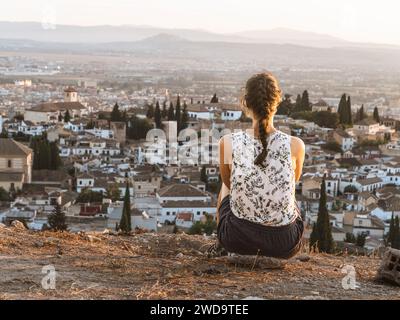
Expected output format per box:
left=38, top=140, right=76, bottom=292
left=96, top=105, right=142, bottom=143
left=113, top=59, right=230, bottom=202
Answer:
left=166, top=212, right=170, bottom=216
left=7, top=160, right=12, bottom=168
left=79, top=181, right=82, bottom=185
left=197, top=211, right=201, bottom=215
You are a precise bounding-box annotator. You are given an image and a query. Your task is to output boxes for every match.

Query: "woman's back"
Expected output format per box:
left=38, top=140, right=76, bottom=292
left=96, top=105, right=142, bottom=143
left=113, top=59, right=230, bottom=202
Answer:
left=230, top=130, right=297, bottom=226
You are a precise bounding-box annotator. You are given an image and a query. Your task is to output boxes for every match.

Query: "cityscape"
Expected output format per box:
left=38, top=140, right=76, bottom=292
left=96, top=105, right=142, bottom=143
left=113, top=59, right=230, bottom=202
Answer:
left=1, top=0, right=400, bottom=302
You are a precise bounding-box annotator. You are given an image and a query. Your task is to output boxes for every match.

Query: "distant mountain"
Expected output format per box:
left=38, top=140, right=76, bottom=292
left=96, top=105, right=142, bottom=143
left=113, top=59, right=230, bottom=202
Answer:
left=232, top=28, right=349, bottom=48
left=0, top=21, right=247, bottom=44
left=2, top=34, right=400, bottom=72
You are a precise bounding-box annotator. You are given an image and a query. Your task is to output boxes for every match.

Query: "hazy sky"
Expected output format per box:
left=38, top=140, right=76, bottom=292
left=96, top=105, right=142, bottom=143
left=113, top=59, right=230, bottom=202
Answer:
left=2, top=0, right=400, bottom=45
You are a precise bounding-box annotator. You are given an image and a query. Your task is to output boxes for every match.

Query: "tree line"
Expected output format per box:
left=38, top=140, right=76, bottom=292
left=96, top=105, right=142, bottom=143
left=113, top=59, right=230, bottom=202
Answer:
left=276, top=90, right=381, bottom=129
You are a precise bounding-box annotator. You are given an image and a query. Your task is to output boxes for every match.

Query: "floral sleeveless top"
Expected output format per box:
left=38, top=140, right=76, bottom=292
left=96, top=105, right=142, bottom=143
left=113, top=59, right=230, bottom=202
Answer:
left=230, top=130, right=298, bottom=226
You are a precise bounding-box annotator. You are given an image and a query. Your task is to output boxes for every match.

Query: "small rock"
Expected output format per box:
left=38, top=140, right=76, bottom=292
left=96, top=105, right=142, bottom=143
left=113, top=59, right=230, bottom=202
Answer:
left=34, top=241, right=44, bottom=248
left=10, top=220, right=26, bottom=230
left=296, top=254, right=311, bottom=262
left=176, top=253, right=184, bottom=259
left=87, top=235, right=101, bottom=243
left=376, top=248, right=400, bottom=286
left=310, top=291, right=319, bottom=295
left=102, top=229, right=111, bottom=235
left=0, top=223, right=6, bottom=229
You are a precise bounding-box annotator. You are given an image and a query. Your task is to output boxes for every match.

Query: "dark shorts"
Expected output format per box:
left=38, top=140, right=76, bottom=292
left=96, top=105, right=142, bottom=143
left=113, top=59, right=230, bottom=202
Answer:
left=217, top=196, right=304, bottom=259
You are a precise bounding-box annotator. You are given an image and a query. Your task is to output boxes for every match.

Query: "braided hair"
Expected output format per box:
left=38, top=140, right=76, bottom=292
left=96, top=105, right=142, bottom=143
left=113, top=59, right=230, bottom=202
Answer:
left=242, top=73, right=282, bottom=167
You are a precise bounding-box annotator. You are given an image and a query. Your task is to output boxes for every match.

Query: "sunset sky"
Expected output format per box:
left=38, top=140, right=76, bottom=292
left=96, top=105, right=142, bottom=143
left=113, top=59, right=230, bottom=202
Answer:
left=2, top=0, right=400, bottom=45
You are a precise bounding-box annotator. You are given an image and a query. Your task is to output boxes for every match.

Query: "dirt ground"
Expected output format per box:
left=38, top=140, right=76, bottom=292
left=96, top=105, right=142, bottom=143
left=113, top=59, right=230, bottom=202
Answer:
left=0, top=224, right=399, bottom=300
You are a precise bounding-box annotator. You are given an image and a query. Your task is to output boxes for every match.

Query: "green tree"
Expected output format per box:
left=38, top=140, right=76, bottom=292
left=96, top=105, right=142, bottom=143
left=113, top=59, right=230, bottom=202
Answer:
left=210, top=93, right=219, bottom=103
left=64, top=110, right=71, bottom=123
left=345, top=232, right=356, bottom=243
left=49, top=142, right=62, bottom=170
left=154, top=101, right=162, bottom=129
left=126, top=115, right=153, bottom=140
left=301, top=90, right=311, bottom=111
left=0, top=130, right=8, bottom=138
left=119, top=183, right=132, bottom=233
left=346, top=96, right=352, bottom=125
left=277, top=94, right=293, bottom=116
left=0, top=187, right=10, bottom=201
left=356, top=233, right=367, bottom=247
left=188, top=214, right=217, bottom=235
left=76, top=189, right=103, bottom=203
left=373, top=107, right=380, bottom=123
left=180, top=101, right=189, bottom=130
left=356, top=105, right=366, bottom=122
left=313, top=111, right=339, bottom=129
left=344, top=185, right=358, bottom=193
left=322, top=141, right=343, bottom=153
left=38, top=141, right=51, bottom=170
left=387, top=214, right=396, bottom=246
left=309, top=176, right=335, bottom=253
left=106, top=184, right=121, bottom=202
left=146, top=103, right=155, bottom=119
left=167, top=102, right=175, bottom=121
left=293, top=94, right=302, bottom=112
left=162, top=101, right=168, bottom=119
left=48, top=203, right=68, bottom=232
left=338, top=94, right=348, bottom=125
left=175, top=95, right=181, bottom=131
left=86, top=119, right=95, bottom=129
left=111, top=103, right=122, bottom=122
left=392, top=216, right=400, bottom=249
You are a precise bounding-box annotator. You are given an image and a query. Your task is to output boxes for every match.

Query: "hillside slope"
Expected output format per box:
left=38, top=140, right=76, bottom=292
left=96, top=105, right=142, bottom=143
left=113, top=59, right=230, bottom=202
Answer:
left=0, top=225, right=399, bottom=300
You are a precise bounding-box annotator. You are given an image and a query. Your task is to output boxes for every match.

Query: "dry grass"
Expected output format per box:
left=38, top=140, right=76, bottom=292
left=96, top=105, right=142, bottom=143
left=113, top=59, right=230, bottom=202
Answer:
left=0, top=225, right=399, bottom=300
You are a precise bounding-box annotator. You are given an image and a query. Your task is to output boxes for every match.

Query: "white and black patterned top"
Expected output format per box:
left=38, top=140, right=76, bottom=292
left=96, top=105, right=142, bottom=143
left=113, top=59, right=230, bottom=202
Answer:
left=230, top=130, right=298, bottom=226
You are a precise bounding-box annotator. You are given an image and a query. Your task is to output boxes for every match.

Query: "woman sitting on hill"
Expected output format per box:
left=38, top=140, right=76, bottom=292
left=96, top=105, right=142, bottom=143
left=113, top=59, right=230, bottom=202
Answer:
left=213, top=72, right=305, bottom=259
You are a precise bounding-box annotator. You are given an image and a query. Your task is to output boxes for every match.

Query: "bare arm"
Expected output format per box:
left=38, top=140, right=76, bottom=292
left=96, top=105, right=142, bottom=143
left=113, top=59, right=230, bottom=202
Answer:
left=291, top=136, right=305, bottom=182
left=218, top=135, right=232, bottom=190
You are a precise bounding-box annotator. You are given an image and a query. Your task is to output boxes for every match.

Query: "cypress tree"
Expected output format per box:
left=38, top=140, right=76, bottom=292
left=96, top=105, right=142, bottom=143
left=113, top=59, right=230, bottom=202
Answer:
left=210, top=93, right=219, bottom=103
left=64, top=110, right=71, bottom=123
left=39, top=141, right=51, bottom=170
left=309, top=222, right=318, bottom=251
left=373, top=107, right=380, bottom=123
left=294, top=94, right=302, bottom=113
left=175, top=95, right=181, bottom=131
left=146, top=104, right=155, bottom=119
left=48, top=203, right=68, bottom=232
left=346, top=96, right=352, bottom=125
left=111, top=103, right=122, bottom=122
left=359, top=104, right=366, bottom=121
left=49, top=142, right=61, bottom=170
left=301, top=90, right=311, bottom=111
left=392, top=216, right=400, bottom=249
left=162, top=101, right=168, bottom=119
left=167, top=102, right=175, bottom=121
left=180, top=101, right=189, bottom=131
left=154, top=101, right=162, bottom=129
left=387, top=213, right=395, bottom=246
left=310, top=176, right=334, bottom=253
left=338, top=94, right=347, bottom=125
left=119, top=183, right=132, bottom=233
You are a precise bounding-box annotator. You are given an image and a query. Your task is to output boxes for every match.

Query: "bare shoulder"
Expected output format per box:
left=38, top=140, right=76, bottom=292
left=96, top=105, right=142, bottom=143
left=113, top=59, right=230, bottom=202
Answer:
left=290, top=136, right=305, bottom=154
